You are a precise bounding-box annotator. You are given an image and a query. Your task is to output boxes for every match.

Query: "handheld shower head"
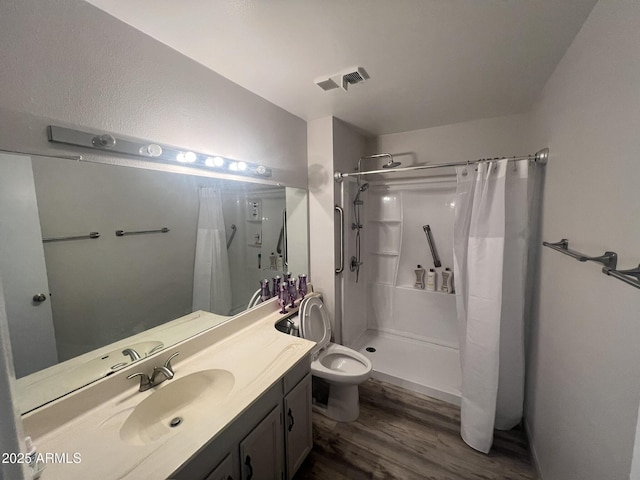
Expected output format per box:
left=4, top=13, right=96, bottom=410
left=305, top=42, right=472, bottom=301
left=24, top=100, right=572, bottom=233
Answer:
left=354, top=182, right=369, bottom=205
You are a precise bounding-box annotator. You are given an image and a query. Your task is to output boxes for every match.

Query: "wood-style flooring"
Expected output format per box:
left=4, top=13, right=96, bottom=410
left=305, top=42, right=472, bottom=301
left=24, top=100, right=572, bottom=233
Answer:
left=294, top=378, right=537, bottom=480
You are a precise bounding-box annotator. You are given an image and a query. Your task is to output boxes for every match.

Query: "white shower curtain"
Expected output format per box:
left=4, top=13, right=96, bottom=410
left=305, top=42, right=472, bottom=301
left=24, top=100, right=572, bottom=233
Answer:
left=453, top=158, right=536, bottom=453
left=192, top=187, right=232, bottom=315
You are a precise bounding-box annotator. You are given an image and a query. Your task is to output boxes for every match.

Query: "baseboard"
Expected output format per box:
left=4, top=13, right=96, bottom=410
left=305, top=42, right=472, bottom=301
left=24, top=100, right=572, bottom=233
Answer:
left=523, top=417, right=543, bottom=479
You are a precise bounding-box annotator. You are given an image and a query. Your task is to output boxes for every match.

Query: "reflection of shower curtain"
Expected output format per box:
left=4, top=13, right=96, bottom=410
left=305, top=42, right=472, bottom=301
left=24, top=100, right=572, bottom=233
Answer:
left=192, top=188, right=231, bottom=315
left=453, top=159, right=538, bottom=453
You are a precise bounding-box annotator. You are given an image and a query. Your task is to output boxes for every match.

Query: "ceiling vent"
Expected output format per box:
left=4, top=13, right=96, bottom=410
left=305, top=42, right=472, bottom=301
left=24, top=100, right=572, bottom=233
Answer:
left=315, top=77, right=339, bottom=91
left=341, top=67, right=369, bottom=91
left=315, top=66, right=369, bottom=92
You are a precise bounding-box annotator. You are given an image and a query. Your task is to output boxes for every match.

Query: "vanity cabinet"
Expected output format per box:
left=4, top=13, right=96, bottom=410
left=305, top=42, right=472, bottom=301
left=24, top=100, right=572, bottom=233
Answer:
left=172, top=356, right=312, bottom=480
left=204, top=454, right=233, bottom=480
left=240, top=406, right=284, bottom=480
left=284, top=374, right=312, bottom=480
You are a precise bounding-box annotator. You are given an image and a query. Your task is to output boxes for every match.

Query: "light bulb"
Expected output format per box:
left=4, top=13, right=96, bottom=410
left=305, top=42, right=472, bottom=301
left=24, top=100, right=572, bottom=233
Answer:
left=140, top=144, right=162, bottom=157
left=256, top=165, right=267, bottom=175
left=237, top=161, right=247, bottom=171
left=228, top=162, right=238, bottom=171
left=176, top=151, right=196, bottom=163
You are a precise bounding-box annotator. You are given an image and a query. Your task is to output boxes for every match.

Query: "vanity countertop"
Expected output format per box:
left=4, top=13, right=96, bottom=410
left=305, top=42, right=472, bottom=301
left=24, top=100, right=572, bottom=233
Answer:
left=22, top=300, right=314, bottom=480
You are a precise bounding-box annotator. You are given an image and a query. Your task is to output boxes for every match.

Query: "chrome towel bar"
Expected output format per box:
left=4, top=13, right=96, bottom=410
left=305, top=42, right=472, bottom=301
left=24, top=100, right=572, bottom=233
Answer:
left=43, top=232, right=100, bottom=243
left=115, top=227, right=169, bottom=237
left=543, top=238, right=639, bottom=290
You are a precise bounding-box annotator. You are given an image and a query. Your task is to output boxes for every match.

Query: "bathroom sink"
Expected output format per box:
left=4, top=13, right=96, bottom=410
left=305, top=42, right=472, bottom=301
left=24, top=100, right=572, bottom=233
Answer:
left=119, top=369, right=235, bottom=445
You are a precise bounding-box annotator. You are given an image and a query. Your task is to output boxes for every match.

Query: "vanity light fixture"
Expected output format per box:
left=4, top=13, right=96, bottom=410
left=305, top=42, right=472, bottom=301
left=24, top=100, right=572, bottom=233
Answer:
left=47, top=125, right=272, bottom=178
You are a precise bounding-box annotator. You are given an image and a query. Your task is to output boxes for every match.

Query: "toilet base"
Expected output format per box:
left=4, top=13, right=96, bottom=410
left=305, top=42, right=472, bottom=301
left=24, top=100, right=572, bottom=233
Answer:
left=312, top=380, right=361, bottom=422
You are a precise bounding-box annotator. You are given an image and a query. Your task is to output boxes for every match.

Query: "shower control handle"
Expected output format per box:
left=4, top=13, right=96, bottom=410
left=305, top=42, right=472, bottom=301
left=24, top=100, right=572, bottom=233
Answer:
left=350, top=256, right=363, bottom=272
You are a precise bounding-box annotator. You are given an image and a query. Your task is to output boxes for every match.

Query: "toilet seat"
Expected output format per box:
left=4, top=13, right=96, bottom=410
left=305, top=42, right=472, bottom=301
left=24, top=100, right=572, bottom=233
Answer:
left=299, top=296, right=331, bottom=357
left=299, top=296, right=372, bottom=383
left=313, top=344, right=372, bottom=384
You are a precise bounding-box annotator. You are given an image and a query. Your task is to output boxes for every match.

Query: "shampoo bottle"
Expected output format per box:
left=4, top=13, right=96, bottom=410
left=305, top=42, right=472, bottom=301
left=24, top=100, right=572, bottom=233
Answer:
left=414, top=265, right=426, bottom=289
left=426, top=268, right=437, bottom=291
left=441, top=268, right=455, bottom=293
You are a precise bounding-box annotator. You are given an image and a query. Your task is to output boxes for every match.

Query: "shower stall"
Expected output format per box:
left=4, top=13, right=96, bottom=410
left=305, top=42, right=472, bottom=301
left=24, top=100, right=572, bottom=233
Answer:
left=337, top=150, right=548, bottom=409
left=340, top=171, right=462, bottom=404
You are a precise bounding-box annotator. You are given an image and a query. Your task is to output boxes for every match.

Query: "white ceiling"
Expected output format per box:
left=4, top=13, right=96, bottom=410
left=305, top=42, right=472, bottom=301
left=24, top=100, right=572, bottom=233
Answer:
left=87, top=0, right=597, bottom=136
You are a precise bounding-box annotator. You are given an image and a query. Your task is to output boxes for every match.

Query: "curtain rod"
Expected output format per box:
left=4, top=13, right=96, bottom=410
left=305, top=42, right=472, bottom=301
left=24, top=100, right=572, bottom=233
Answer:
left=334, top=148, right=549, bottom=182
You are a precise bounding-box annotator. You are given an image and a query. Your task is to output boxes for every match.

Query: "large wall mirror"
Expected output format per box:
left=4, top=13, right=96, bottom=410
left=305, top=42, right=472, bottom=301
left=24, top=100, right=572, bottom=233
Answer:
left=0, top=151, right=308, bottom=413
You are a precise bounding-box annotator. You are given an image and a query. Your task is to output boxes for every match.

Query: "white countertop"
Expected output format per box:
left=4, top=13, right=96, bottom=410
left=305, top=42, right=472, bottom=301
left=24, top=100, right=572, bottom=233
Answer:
left=22, top=299, right=314, bottom=480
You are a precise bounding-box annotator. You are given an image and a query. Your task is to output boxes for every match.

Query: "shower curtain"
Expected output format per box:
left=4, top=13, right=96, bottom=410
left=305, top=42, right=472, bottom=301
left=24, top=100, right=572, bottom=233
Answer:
left=453, top=158, right=537, bottom=453
left=192, top=187, right=232, bottom=315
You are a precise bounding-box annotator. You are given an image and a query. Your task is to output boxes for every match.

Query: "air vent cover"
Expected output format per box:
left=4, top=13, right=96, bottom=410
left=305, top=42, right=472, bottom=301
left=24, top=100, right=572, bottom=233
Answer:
left=341, top=67, right=369, bottom=91
left=315, top=77, right=339, bottom=91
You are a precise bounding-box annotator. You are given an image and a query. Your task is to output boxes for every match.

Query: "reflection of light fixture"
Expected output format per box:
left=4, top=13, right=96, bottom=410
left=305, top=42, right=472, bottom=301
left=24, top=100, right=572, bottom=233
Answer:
left=176, top=151, right=197, bottom=163
left=140, top=144, right=163, bottom=157
left=92, top=134, right=116, bottom=148
left=205, top=156, right=225, bottom=167
left=47, top=125, right=272, bottom=178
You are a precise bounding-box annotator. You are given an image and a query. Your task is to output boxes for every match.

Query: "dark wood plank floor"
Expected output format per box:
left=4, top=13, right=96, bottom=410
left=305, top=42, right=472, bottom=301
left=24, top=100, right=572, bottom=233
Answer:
left=294, top=378, right=537, bottom=480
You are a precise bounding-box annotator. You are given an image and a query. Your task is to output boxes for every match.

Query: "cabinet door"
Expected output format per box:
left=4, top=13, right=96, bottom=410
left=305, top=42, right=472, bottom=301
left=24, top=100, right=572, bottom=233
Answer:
left=204, top=453, right=234, bottom=480
left=239, top=406, right=284, bottom=480
left=284, top=374, right=312, bottom=480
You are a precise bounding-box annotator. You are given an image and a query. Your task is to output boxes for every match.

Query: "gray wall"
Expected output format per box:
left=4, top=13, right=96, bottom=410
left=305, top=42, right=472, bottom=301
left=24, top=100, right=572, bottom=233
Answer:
left=0, top=0, right=307, bottom=187
left=525, top=1, right=640, bottom=478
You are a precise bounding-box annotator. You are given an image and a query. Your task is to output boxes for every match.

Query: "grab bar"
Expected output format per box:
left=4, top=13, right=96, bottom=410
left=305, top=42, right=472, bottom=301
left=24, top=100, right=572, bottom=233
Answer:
left=226, top=224, right=237, bottom=249
left=116, top=227, right=169, bottom=237
left=422, top=225, right=442, bottom=268
left=43, top=231, right=100, bottom=243
left=335, top=205, right=344, bottom=274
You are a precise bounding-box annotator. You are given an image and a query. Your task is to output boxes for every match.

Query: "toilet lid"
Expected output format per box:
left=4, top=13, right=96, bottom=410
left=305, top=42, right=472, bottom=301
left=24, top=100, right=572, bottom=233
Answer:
left=299, top=296, right=331, bottom=356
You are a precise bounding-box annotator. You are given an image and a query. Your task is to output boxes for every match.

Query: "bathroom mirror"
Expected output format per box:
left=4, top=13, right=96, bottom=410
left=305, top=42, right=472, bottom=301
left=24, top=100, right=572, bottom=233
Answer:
left=0, top=151, right=309, bottom=413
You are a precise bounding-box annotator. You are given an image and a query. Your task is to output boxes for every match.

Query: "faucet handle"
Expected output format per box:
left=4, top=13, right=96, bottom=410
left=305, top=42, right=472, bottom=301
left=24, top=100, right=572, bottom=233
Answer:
left=164, top=352, right=179, bottom=372
left=127, top=372, right=151, bottom=392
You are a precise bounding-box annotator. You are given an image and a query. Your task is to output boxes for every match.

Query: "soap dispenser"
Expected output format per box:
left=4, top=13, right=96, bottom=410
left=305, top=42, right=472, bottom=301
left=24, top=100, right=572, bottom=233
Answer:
left=414, top=265, right=426, bottom=289
left=426, top=268, right=437, bottom=291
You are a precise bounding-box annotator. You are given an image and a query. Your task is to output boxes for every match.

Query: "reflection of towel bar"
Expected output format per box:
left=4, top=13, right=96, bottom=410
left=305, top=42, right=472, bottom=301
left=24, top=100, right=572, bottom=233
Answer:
left=43, top=232, right=100, bottom=243
left=543, top=238, right=640, bottom=290
left=115, top=227, right=169, bottom=237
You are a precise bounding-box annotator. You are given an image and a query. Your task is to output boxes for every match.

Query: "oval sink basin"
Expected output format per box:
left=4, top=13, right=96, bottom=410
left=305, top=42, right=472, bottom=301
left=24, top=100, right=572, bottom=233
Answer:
left=120, top=369, right=235, bottom=445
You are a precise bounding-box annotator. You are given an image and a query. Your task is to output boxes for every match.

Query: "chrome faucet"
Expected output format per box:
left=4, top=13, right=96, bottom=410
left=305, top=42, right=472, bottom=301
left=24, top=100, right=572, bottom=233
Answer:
left=127, top=352, right=179, bottom=392
left=122, top=348, right=141, bottom=361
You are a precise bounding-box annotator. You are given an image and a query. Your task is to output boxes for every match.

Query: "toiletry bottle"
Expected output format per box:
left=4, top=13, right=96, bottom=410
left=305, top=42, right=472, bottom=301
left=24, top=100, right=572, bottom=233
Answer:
left=441, top=267, right=454, bottom=293
left=276, top=255, right=284, bottom=271
left=426, top=268, right=437, bottom=291
left=272, top=276, right=281, bottom=298
left=414, top=265, right=426, bottom=289
left=270, top=252, right=277, bottom=270
left=260, top=279, right=271, bottom=302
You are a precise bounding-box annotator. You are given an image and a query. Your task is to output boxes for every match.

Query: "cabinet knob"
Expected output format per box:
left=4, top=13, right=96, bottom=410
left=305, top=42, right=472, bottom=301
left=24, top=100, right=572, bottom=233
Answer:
left=32, top=293, right=47, bottom=303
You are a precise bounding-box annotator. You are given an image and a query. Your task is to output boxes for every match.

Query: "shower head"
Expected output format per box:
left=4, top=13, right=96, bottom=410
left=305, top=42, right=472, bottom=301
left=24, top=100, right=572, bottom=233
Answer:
left=354, top=182, right=369, bottom=205
left=382, top=159, right=402, bottom=169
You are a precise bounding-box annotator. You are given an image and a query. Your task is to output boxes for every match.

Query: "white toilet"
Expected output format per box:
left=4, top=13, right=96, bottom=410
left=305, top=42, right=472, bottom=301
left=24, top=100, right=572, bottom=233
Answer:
left=299, top=295, right=372, bottom=422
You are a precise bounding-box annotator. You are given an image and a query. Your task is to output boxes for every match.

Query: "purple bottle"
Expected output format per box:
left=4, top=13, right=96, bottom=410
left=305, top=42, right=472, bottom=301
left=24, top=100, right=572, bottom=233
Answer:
left=278, top=283, right=289, bottom=314
left=288, top=279, right=297, bottom=308
left=284, top=271, right=292, bottom=282
left=260, top=279, right=271, bottom=302
left=272, top=276, right=281, bottom=299
left=298, top=274, right=308, bottom=300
